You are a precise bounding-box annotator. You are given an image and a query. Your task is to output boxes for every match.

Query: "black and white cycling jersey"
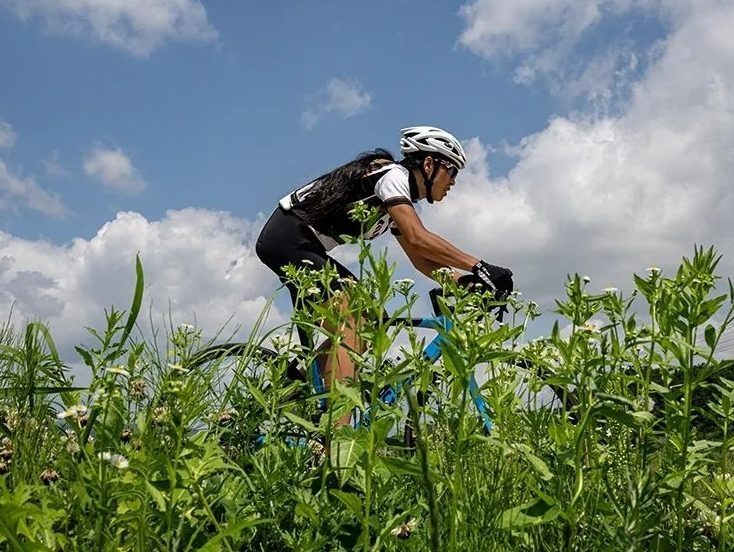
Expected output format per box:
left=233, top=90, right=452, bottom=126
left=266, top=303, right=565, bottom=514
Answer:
left=279, top=162, right=417, bottom=250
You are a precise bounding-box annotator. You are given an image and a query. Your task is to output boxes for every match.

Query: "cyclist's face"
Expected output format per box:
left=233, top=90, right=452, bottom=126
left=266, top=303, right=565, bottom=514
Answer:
left=430, top=158, right=458, bottom=202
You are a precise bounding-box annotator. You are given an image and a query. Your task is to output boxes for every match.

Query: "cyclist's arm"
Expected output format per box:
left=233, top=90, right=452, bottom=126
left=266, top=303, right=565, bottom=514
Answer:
left=394, top=234, right=460, bottom=281
left=387, top=203, right=478, bottom=272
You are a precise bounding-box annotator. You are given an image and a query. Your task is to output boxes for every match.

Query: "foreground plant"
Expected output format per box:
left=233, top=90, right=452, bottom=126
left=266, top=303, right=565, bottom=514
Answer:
left=0, top=246, right=732, bottom=551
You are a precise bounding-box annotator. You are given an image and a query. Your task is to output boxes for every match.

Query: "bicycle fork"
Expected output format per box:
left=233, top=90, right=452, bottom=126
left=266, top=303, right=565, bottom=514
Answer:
left=360, top=316, right=494, bottom=434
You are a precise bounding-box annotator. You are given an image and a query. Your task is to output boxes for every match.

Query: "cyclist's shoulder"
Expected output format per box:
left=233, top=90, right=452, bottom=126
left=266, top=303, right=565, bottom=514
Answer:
left=367, top=162, right=408, bottom=182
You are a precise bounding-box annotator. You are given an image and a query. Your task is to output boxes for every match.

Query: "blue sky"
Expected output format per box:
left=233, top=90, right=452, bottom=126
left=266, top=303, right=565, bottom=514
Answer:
left=0, top=1, right=654, bottom=242
left=1, top=0, right=733, bottom=357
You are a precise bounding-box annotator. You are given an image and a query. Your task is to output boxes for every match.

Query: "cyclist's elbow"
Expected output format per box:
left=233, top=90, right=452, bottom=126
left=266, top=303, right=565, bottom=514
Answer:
left=404, top=228, right=431, bottom=251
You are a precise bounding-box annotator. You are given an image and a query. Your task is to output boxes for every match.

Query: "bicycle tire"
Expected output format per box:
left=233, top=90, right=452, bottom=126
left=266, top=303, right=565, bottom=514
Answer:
left=189, top=342, right=325, bottom=448
left=188, top=342, right=276, bottom=368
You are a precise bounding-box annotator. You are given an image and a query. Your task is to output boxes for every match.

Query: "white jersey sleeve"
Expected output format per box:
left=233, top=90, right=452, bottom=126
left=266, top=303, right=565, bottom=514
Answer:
left=373, top=166, right=413, bottom=207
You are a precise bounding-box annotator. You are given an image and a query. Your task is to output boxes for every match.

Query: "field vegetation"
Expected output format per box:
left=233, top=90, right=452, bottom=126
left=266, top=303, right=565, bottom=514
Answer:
left=1, top=244, right=733, bottom=551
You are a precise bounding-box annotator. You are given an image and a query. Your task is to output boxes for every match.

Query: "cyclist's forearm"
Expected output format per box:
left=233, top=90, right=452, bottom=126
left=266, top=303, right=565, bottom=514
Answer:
left=410, top=231, right=478, bottom=271
left=410, top=254, right=460, bottom=281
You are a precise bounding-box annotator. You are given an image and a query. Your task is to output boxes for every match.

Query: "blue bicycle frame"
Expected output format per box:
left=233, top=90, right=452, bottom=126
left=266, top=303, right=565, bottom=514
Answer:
left=308, top=313, right=494, bottom=434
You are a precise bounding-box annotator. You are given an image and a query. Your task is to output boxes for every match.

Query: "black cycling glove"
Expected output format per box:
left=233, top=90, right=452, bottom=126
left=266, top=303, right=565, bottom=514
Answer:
left=471, top=260, right=514, bottom=296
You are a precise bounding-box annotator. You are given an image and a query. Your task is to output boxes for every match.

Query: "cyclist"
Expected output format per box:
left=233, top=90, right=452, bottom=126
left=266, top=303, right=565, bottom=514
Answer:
left=255, top=126, right=513, bottom=426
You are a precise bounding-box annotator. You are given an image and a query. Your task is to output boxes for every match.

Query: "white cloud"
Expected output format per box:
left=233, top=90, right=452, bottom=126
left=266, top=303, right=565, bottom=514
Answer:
left=0, top=120, right=17, bottom=148
left=302, top=78, right=372, bottom=130
left=427, top=0, right=734, bottom=312
left=459, top=0, right=609, bottom=59
left=458, top=0, right=661, bottom=106
left=0, top=208, right=289, bottom=366
left=1, top=0, right=218, bottom=57
left=0, top=159, right=66, bottom=217
left=83, top=145, right=146, bottom=195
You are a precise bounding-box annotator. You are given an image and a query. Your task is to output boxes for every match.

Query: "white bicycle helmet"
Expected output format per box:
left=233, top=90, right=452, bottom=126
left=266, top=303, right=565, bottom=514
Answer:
left=400, top=126, right=467, bottom=169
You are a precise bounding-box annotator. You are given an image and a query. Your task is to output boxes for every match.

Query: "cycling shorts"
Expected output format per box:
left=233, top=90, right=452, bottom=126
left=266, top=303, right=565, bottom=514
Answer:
left=255, top=206, right=357, bottom=307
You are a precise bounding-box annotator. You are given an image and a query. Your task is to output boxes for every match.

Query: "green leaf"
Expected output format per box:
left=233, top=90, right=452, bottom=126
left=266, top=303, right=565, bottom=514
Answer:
left=330, top=489, right=363, bottom=518
left=245, top=380, right=269, bottom=410
left=500, top=497, right=560, bottom=529
left=333, top=380, right=364, bottom=410
left=145, top=481, right=167, bottom=512
left=662, top=471, right=686, bottom=491
left=370, top=416, right=394, bottom=445
left=0, top=386, right=87, bottom=396
left=198, top=517, right=271, bottom=552
left=650, top=382, right=670, bottom=395
left=513, top=444, right=554, bottom=481
left=295, top=501, right=318, bottom=522
left=75, top=346, right=95, bottom=369
left=28, top=322, right=65, bottom=380
left=704, top=324, right=716, bottom=350
left=0, top=345, right=22, bottom=365
left=330, top=429, right=367, bottom=485
left=114, top=254, right=144, bottom=359
left=283, top=411, right=317, bottom=433
left=598, top=405, right=653, bottom=428
left=380, top=456, right=424, bottom=478
left=440, top=340, right=467, bottom=379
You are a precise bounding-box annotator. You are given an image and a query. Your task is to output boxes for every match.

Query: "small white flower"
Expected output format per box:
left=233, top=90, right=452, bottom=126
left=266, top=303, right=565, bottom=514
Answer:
left=394, top=278, right=415, bottom=294
left=582, top=276, right=591, bottom=283
left=603, top=287, right=617, bottom=294
left=91, top=388, right=107, bottom=403
left=306, top=287, right=321, bottom=296
left=108, top=366, right=130, bottom=377
left=98, top=451, right=129, bottom=469
left=308, top=439, right=325, bottom=468
left=178, top=323, right=195, bottom=332
left=391, top=518, right=419, bottom=539
left=510, top=290, right=522, bottom=297
left=646, top=266, right=661, bottom=274
left=271, top=334, right=289, bottom=350
left=435, top=267, right=453, bottom=276
left=64, top=434, right=81, bottom=454
left=57, top=404, right=88, bottom=419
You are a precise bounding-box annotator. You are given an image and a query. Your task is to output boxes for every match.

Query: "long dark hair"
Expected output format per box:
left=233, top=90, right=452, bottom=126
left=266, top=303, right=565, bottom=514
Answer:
left=296, top=148, right=396, bottom=225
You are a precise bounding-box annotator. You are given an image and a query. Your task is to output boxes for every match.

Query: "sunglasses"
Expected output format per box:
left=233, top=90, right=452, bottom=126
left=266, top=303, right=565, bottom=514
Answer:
left=435, top=158, right=459, bottom=178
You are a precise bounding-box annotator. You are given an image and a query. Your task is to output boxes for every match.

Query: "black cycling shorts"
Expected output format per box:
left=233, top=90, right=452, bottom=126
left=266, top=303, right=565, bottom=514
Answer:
left=255, top=206, right=357, bottom=308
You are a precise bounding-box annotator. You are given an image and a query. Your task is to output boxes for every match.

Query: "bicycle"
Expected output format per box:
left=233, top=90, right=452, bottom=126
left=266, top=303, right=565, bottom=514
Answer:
left=188, top=282, right=498, bottom=449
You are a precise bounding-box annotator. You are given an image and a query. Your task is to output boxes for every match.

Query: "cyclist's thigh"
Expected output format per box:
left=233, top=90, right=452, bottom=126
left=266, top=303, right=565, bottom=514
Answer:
left=256, top=206, right=360, bottom=343
left=256, top=207, right=357, bottom=298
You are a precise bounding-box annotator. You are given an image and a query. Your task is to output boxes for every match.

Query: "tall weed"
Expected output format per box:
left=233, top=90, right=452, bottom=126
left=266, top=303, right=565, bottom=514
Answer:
left=0, top=246, right=732, bottom=551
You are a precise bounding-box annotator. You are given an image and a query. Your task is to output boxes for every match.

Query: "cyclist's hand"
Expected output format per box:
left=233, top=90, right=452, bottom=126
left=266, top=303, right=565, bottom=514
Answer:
left=471, top=260, right=514, bottom=298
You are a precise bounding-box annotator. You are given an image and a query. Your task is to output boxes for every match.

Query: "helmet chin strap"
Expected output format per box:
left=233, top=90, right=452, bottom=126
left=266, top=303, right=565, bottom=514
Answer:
left=420, top=163, right=438, bottom=204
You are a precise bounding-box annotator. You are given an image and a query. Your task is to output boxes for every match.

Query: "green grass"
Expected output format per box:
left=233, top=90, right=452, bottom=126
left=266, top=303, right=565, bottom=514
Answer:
left=1, top=245, right=733, bottom=551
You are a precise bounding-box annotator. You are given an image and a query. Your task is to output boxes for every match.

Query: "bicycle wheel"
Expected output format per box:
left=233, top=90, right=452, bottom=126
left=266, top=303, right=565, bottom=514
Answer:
left=188, top=342, right=277, bottom=394
left=188, top=342, right=320, bottom=450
